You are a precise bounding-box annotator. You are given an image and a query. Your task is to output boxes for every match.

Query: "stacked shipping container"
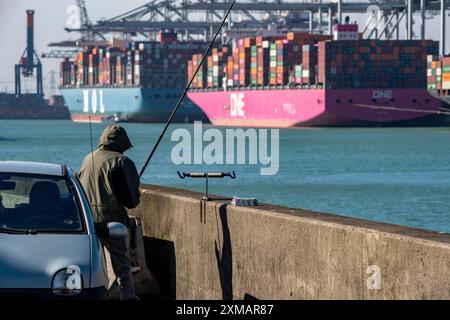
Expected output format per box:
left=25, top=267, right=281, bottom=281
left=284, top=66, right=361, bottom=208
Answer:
left=188, top=33, right=438, bottom=90
left=300, top=44, right=318, bottom=84
left=256, top=41, right=270, bottom=86
left=428, top=55, right=450, bottom=94
left=188, top=32, right=331, bottom=89
left=239, top=38, right=252, bottom=86
left=63, top=30, right=439, bottom=94
left=318, top=40, right=438, bottom=89
left=60, top=58, right=72, bottom=87
left=60, top=34, right=209, bottom=89
left=197, top=48, right=231, bottom=88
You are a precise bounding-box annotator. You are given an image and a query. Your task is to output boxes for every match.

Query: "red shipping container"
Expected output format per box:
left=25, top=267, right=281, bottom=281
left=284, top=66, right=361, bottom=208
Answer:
left=443, top=57, right=450, bottom=66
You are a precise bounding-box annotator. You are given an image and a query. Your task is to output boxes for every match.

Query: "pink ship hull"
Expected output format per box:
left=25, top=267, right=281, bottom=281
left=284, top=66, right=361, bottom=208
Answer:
left=187, top=88, right=442, bottom=128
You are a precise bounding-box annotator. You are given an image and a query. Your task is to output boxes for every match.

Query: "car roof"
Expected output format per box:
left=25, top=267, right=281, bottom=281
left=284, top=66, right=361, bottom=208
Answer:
left=0, top=161, right=65, bottom=177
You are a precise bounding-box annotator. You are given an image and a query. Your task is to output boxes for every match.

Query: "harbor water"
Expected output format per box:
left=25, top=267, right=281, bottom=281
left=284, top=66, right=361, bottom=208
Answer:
left=2, top=119, right=450, bottom=233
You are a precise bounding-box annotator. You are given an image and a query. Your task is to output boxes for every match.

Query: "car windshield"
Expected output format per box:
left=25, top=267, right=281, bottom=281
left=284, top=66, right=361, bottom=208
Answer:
left=0, top=173, right=83, bottom=232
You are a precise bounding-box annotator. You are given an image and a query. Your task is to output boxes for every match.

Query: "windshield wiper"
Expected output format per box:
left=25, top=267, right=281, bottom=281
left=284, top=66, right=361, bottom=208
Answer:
left=0, top=227, right=38, bottom=235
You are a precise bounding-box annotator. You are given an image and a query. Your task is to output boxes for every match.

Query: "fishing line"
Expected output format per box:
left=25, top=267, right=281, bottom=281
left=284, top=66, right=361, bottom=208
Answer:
left=88, top=116, right=96, bottom=183
left=139, top=0, right=237, bottom=178
left=89, top=116, right=94, bottom=163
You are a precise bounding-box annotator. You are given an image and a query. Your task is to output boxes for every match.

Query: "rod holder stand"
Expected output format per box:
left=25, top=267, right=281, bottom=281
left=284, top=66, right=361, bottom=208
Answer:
left=177, top=171, right=236, bottom=201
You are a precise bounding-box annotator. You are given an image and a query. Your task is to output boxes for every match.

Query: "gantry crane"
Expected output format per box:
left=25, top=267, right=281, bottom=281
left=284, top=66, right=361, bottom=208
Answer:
left=15, top=10, right=43, bottom=104
left=50, top=1, right=450, bottom=55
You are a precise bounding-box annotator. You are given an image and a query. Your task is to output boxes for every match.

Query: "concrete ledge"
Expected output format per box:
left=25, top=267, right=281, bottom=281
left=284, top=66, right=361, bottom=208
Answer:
left=132, top=184, right=450, bottom=300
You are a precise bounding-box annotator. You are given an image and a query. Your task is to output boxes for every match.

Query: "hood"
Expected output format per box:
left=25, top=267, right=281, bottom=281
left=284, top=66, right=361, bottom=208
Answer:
left=0, top=234, right=91, bottom=289
left=98, top=125, right=133, bottom=153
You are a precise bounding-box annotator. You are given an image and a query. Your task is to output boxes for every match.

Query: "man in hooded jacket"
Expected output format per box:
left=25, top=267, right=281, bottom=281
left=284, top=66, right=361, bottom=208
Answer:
left=79, top=124, right=140, bottom=300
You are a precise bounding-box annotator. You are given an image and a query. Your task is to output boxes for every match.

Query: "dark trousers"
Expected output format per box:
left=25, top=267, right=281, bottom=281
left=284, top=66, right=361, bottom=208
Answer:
left=101, top=234, right=136, bottom=300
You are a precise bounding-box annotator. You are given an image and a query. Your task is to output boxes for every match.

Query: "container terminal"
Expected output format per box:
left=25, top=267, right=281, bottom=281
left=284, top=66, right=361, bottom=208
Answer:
left=49, top=0, right=450, bottom=127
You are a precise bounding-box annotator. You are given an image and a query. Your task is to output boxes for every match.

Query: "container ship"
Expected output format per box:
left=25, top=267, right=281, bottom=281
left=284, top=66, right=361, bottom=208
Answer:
left=59, top=33, right=210, bottom=123
left=187, top=24, right=444, bottom=128
left=0, top=93, right=70, bottom=120
left=427, top=55, right=450, bottom=106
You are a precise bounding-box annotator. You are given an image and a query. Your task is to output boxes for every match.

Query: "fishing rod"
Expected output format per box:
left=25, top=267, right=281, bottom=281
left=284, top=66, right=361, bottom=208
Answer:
left=139, top=0, right=237, bottom=178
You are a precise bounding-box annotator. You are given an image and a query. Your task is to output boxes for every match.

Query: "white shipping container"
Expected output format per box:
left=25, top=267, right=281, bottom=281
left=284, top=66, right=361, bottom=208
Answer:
left=443, top=81, right=450, bottom=89
left=213, top=55, right=219, bottom=62
left=437, top=68, right=442, bottom=76
left=270, top=61, right=277, bottom=68
left=427, top=69, right=432, bottom=77
left=302, top=70, right=310, bottom=77
left=262, top=41, right=269, bottom=48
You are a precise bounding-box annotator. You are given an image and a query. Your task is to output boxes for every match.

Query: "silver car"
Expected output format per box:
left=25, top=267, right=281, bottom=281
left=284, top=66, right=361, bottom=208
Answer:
left=0, top=161, right=126, bottom=300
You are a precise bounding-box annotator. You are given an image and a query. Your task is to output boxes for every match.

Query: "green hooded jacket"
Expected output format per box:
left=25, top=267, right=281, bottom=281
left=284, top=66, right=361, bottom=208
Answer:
left=78, top=125, right=141, bottom=225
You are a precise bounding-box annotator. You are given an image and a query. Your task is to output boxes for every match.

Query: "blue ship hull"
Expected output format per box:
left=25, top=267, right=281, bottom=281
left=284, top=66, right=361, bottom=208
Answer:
left=60, top=86, right=209, bottom=123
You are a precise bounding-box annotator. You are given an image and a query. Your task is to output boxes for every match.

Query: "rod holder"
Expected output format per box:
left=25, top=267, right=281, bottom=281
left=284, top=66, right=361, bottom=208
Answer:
left=177, top=171, right=236, bottom=201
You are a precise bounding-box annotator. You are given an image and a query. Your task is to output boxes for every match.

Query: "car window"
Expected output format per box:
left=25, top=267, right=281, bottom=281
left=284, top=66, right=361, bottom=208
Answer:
left=0, top=173, right=84, bottom=232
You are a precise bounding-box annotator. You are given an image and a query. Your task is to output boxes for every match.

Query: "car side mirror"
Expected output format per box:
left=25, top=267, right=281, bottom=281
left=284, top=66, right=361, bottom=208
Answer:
left=107, top=222, right=128, bottom=240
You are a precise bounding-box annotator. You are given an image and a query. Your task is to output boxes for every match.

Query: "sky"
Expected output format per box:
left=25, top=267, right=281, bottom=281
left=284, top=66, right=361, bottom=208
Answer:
left=0, top=0, right=448, bottom=96
left=0, top=0, right=146, bottom=94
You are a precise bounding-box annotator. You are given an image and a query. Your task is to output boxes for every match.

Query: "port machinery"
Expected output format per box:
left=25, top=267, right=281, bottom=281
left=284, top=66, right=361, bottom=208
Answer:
left=15, top=10, right=44, bottom=106
left=47, top=1, right=447, bottom=54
